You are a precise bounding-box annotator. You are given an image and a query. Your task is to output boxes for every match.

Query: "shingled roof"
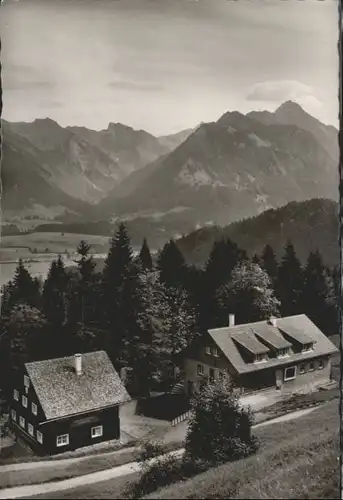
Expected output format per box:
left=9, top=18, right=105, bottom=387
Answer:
left=208, top=315, right=338, bottom=375
left=25, top=351, right=131, bottom=421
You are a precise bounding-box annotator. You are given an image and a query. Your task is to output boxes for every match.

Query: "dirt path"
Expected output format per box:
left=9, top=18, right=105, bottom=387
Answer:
left=0, top=405, right=323, bottom=499
left=254, top=407, right=316, bottom=428
left=0, top=446, right=137, bottom=473
left=0, top=450, right=184, bottom=499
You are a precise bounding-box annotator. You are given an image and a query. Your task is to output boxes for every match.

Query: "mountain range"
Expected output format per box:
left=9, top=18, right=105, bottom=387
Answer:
left=1, top=101, right=339, bottom=241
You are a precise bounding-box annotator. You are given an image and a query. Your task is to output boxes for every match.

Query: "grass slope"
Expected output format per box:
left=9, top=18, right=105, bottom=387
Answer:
left=24, top=400, right=339, bottom=499
left=145, top=400, right=339, bottom=499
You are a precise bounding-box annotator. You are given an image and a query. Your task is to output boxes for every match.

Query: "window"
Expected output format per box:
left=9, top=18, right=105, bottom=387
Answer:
left=299, top=363, right=305, bottom=374
left=28, top=423, right=34, bottom=437
left=56, top=434, right=69, bottom=447
left=318, top=359, right=324, bottom=370
left=209, top=368, right=215, bottom=381
left=37, top=431, right=43, bottom=444
left=197, top=364, right=204, bottom=376
left=24, top=375, right=30, bottom=388
left=13, top=389, right=19, bottom=401
left=11, top=409, right=16, bottom=421
left=32, top=402, right=38, bottom=416
left=212, top=347, right=219, bottom=357
left=309, top=361, right=314, bottom=372
left=302, top=343, right=313, bottom=353
left=255, top=353, right=266, bottom=363
left=91, top=426, right=103, bottom=438
left=284, top=366, right=296, bottom=381
left=22, top=395, right=28, bottom=408
left=277, top=348, right=289, bottom=358
left=19, top=416, right=25, bottom=429
left=205, top=346, right=211, bottom=355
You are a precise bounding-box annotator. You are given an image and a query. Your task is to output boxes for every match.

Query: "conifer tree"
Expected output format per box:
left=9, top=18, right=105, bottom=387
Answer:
left=202, top=239, right=247, bottom=328
left=252, top=253, right=262, bottom=266
left=101, top=223, right=143, bottom=367
left=261, top=244, right=278, bottom=283
left=42, top=256, right=69, bottom=327
left=139, top=238, right=153, bottom=270
left=302, top=250, right=336, bottom=333
left=157, top=239, right=187, bottom=290
left=275, top=241, right=304, bottom=316
left=42, top=255, right=70, bottom=357
left=67, top=240, right=97, bottom=331
left=4, top=259, right=41, bottom=310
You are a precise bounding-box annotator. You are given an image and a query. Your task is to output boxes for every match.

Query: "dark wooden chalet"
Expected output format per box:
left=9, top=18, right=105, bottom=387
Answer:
left=9, top=351, right=131, bottom=455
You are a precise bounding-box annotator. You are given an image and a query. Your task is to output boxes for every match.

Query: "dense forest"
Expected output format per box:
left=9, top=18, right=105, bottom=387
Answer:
left=0, top=222, right=339, bottom=402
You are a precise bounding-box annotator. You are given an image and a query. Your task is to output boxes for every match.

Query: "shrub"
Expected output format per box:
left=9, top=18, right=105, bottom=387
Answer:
left=126, top=453, right=183, bottom=498
left=185, top=375, right=258, bottom=465
left=137, top=439, right=166, bottom=464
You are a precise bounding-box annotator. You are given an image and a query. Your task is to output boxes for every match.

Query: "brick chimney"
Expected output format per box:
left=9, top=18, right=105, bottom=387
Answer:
left=74, top=353, right=82, bottom=376
left=229, top=313, right=235, bottom=327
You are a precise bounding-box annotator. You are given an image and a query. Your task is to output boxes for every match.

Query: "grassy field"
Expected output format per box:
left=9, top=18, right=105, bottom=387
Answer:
left=144, top=400, right=339, bottom=499
left=0, top=441, right=180, bottom=490
left=0, top=232, right=110, bottom=257
left=22, top=400, right=339, bottom=499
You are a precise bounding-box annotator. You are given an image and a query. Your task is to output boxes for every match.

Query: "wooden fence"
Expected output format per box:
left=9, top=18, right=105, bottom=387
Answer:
left=171, top=410, right=191, bottom=427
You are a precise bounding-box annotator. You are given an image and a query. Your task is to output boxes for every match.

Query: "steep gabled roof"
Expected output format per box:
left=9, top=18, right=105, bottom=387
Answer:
left=25, top=351, right=131, bottom=421
left=208, top=315, right=338, bottom=375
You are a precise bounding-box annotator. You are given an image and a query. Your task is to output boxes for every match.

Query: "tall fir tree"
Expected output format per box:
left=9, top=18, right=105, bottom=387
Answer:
left=42, top=255, right=70, bottom=357
left=101, top=223, right=143, bottom=367
left=3, top=259, right=41, bottom=311
left=202, top=239, right=247, bottom=328
left=157, top=239, right=186, bottom=290
left=275, top=241, right=304, bottom=317
left=261, top=244, right=278, bottom=283
left=302, top=250, right=337, bottom=334
left=138, top=238, right=153, bottom=270
left=66, top=240, right=97, bottom=337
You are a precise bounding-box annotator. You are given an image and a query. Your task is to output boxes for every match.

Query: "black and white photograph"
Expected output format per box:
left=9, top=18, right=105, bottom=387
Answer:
left=0, top=0, right=341, bottom=498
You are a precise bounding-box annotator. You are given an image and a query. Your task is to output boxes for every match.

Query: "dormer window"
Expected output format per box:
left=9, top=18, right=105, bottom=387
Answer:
left=254, top=353, right=267, bottom=363
left=277, top=348, right=290, bottom=358
left=301, top=343, right=313, bottom=353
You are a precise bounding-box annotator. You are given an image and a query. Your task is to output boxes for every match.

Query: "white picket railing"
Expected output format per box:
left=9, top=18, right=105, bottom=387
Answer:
left=171, top=410, right=191, bottom=427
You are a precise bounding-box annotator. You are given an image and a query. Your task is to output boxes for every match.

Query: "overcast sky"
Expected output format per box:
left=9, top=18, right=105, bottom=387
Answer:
left=1, top=0, right=339, bottom=135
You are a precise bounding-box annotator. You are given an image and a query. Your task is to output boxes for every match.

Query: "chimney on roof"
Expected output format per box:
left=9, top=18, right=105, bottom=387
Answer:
left=74, top=353, right=82, bottom=376
left=269, top=317, right=277, bottom=327
left=229, top=314, right=235, bottom=327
